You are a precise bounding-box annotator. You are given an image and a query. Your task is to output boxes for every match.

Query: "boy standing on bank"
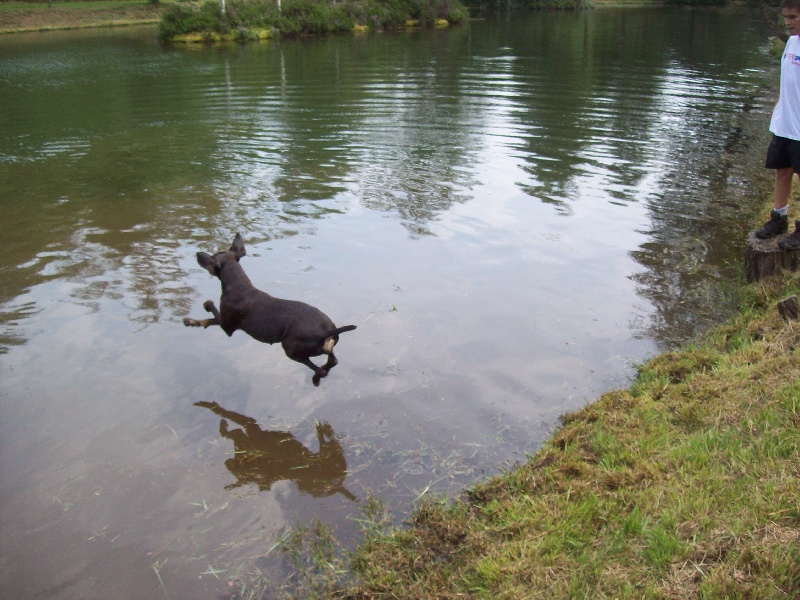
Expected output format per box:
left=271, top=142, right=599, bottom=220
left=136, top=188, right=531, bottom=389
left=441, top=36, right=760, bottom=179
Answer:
left=757, top=0, right=800, bottom=248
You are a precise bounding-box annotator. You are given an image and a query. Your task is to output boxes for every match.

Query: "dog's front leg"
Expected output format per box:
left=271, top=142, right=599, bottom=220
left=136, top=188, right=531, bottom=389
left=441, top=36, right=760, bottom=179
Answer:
left=183, top=316, right=218, bottom=328
left=183, top=299, right=221, bottom=329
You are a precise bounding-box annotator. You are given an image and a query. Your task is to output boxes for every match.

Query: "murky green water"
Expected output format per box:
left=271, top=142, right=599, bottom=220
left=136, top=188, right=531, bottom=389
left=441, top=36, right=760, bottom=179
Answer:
left=0, top=8, right=776, bottom=597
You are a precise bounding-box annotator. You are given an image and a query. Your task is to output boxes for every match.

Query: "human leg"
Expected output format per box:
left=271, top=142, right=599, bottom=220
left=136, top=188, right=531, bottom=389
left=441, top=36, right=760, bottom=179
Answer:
left=766, top=167, right=800, bottom=249
left=758, top=136, right=794, bottom=238
left=773, top=167, right=794, bottom=212
left=755, top=168, right=791, bottom=238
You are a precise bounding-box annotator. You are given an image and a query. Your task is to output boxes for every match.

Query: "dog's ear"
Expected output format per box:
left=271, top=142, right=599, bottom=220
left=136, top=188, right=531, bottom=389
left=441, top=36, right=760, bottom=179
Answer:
left=197, top=252, right=218, bottom=276
left=231, top=233, right=246, bottom=261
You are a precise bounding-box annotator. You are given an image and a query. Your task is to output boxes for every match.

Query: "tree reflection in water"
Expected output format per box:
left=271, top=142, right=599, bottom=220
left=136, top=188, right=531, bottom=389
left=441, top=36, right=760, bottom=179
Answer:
left=195, top=401, right=356, bottom=501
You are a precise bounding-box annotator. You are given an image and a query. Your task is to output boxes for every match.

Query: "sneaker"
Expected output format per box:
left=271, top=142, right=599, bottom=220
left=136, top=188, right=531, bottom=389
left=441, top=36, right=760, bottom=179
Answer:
left=755, top=210, right=789, bottom=239
left=778, top=220, right=800, bottom=250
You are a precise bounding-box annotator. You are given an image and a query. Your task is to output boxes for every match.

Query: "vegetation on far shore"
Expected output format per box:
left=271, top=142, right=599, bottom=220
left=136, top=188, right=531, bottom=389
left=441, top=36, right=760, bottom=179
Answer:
left=158, top=0, right=469, bottom=43
left=0, top=0, right=471, bottom=41
left=0, top=0, right=747, bottom=39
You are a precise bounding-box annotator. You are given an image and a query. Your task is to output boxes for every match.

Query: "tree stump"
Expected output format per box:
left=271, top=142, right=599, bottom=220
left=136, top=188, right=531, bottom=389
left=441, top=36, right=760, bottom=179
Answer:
left=744, top=232, right=800, bottom=282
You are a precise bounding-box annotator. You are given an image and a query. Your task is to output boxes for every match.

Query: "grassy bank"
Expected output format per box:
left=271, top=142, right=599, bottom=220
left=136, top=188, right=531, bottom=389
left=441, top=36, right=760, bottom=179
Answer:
left=0, top=1, right=170, bottom=34
left=329, top=271, right=799, bottom=598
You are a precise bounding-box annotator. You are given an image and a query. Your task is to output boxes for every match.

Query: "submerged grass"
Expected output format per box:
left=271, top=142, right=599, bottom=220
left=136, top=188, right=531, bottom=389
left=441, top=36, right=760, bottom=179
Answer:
left=332, top=272, right=800, bottom=599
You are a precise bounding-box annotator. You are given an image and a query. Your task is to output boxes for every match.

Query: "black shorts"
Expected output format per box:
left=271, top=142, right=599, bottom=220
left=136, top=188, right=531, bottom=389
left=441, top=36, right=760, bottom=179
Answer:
left=765, top=135, right=800, bottom=172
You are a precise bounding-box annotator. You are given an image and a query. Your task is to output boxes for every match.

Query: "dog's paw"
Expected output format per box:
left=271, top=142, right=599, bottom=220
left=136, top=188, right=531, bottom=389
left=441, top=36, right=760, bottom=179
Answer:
left=312, top=368, right=329, bottom=387
left=194, top=401, right=219, bottom=409
left=183, top=317, right=197, bottom=327
left=203, top=299, right=216, bottom=312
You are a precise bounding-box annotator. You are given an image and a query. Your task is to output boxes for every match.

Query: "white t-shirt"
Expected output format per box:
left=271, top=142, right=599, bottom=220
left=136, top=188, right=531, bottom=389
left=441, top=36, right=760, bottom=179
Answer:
left=771, top=35, right=800, bottom=141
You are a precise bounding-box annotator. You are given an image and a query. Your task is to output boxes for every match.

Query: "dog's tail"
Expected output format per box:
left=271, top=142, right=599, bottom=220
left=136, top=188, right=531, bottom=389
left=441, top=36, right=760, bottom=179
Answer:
left=327, top=325, right=357, bottom=338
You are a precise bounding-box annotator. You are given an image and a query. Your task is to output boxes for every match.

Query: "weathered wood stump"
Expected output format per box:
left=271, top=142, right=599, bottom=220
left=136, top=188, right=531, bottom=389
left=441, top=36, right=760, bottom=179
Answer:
left=744, top=231, right=800, bottom=282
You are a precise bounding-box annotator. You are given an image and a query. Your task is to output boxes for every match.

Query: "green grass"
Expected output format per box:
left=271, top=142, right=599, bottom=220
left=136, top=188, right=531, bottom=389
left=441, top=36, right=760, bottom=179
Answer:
left=0, top=2, right=155, bottom=10
left=0, top=1, right=171, bottom=34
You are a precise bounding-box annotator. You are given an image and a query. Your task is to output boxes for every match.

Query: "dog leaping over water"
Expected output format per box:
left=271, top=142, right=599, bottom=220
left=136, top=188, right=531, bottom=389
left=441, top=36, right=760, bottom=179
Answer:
left=183, top=233, right=356, bottom=385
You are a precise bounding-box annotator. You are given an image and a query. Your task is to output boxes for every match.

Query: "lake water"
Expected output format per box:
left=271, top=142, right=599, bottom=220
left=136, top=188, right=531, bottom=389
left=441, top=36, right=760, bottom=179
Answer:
left=0, top=7, right=776, bottom=598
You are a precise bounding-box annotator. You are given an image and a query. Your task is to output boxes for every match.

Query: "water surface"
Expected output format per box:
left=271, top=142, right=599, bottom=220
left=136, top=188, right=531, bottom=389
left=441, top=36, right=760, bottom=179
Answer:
left=0, top=8, right=775, bottom=597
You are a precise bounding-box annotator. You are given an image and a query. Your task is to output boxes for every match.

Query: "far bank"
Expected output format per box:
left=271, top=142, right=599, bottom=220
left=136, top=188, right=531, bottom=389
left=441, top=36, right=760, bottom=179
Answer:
left=0, top=0, right=704, bottom=36
left=0, top=1, right=167, bottom=34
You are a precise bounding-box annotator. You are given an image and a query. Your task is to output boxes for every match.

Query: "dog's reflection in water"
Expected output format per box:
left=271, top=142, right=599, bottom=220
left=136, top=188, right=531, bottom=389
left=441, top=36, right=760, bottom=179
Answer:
left=195, top=401, right=356, bottom=501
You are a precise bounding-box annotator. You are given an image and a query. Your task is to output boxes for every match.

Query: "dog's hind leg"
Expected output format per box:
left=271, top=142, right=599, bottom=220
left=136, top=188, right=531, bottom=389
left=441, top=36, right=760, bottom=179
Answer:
left=304, top=352, right=339, bottom=386
left=320, top=352, right=338, bottom=373
left=288, top=356, right=329, bottom=387
left=293, top=356, right=327, bottom=377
